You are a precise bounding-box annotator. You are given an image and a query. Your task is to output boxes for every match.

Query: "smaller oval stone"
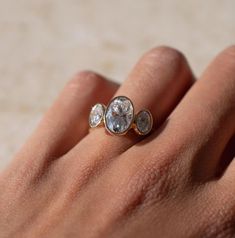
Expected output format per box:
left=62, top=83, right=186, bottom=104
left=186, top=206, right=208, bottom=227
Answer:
left=135, top=110, right=153, bottom=135
left=89, top=103, right=105, bottom=128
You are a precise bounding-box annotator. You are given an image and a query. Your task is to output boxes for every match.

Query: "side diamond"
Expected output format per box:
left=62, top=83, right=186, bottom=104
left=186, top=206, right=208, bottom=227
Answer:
left=135, top=110, right=153, bottom=135
left=89, top=103, right=105, bottom=128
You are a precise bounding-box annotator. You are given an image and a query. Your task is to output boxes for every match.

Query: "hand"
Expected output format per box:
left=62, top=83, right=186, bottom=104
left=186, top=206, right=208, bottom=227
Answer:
left=0, top=46, right=235, bottom=238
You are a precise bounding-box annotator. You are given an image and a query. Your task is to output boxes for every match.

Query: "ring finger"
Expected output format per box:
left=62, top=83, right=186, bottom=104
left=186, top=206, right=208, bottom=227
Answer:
left=61, top=46, right=195, bottom=183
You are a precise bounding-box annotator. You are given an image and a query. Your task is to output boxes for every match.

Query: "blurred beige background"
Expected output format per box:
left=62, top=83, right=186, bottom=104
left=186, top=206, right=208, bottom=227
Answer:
left=0, top=0, right=234, bottom=170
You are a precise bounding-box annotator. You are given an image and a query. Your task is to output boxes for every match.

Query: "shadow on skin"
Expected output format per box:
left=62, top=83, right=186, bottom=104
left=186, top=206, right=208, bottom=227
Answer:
left=217, top=135, right=235, bottom=178
left=135, top=118, right=169, bottom=146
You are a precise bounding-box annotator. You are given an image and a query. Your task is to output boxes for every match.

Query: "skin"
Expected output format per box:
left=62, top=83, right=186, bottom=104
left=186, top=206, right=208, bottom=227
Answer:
left=0, top=46, right=235, bottom=238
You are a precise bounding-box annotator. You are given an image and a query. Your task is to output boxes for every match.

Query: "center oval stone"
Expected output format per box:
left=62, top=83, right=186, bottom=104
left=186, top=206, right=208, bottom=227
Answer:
left=105, top=96, right=134, bottom=134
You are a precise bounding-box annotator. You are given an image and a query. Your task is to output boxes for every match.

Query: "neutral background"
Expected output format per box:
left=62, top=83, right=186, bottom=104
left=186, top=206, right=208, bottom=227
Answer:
left=0, top=0, right=234, bottom=170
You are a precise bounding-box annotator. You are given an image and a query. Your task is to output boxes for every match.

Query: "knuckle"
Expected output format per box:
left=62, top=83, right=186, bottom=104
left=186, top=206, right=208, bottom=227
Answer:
left=138, top=46, right=191, bottom=86
left=66, top=70, right=104, bottom=93
left=140, top=162, right=174, bottom=202
left=144, top=46, right=186, bottom=67
left=217, top=45, right=235, bottom=68
left=204, top=207, right=235, bottom=237
left=203, top=186, right=235, bottom=237
left=222, top=45, right=235, bottom=58
left=74, top=70, right=99, bottom=82
left=123, top=156, right=177, bottom=213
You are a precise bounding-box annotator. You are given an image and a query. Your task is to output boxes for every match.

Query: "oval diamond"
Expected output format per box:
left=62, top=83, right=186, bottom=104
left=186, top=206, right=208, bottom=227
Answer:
left=135, top=110, right=153, bottom=135
left=89, top=103, right=105, bottom=128
left=105, top=96, right=134, bottom=134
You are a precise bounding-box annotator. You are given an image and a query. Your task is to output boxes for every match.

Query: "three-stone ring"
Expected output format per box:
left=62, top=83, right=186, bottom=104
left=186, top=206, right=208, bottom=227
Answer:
left=89, top=96, right=153, bottom=135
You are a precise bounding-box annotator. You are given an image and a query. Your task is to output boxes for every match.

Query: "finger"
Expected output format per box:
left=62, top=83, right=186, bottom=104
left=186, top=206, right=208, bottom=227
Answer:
left=137, top=45, right=235, bottom=181
left=62, top=46, right=195, bottom=184
left=15, top=71, right=119, bottom=167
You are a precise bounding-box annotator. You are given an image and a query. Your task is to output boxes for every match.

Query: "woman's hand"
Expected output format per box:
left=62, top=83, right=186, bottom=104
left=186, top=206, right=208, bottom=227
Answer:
left=0, top=46, right=235, bottom=238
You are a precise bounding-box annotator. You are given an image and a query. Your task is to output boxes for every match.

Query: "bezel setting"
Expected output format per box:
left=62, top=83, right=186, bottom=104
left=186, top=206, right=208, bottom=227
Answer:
left=104, top=96, right=134, bottom=135
left=89, top=103, right=106, bottom=128
left=134, top=109, right=153, bottom=135
left=89, top=96, right=153, bottom=136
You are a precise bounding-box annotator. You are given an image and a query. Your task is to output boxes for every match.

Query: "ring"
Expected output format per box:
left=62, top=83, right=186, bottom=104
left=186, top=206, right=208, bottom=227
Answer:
left=89, top=96, right=153, bottom=136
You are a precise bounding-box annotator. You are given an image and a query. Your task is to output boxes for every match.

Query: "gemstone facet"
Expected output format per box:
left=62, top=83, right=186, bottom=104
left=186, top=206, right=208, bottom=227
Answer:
left=89, top=103, right=105, bottom=128
left=105, top=96, right=134, bottom=134
left=135, top=110, right=153, bottom=135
